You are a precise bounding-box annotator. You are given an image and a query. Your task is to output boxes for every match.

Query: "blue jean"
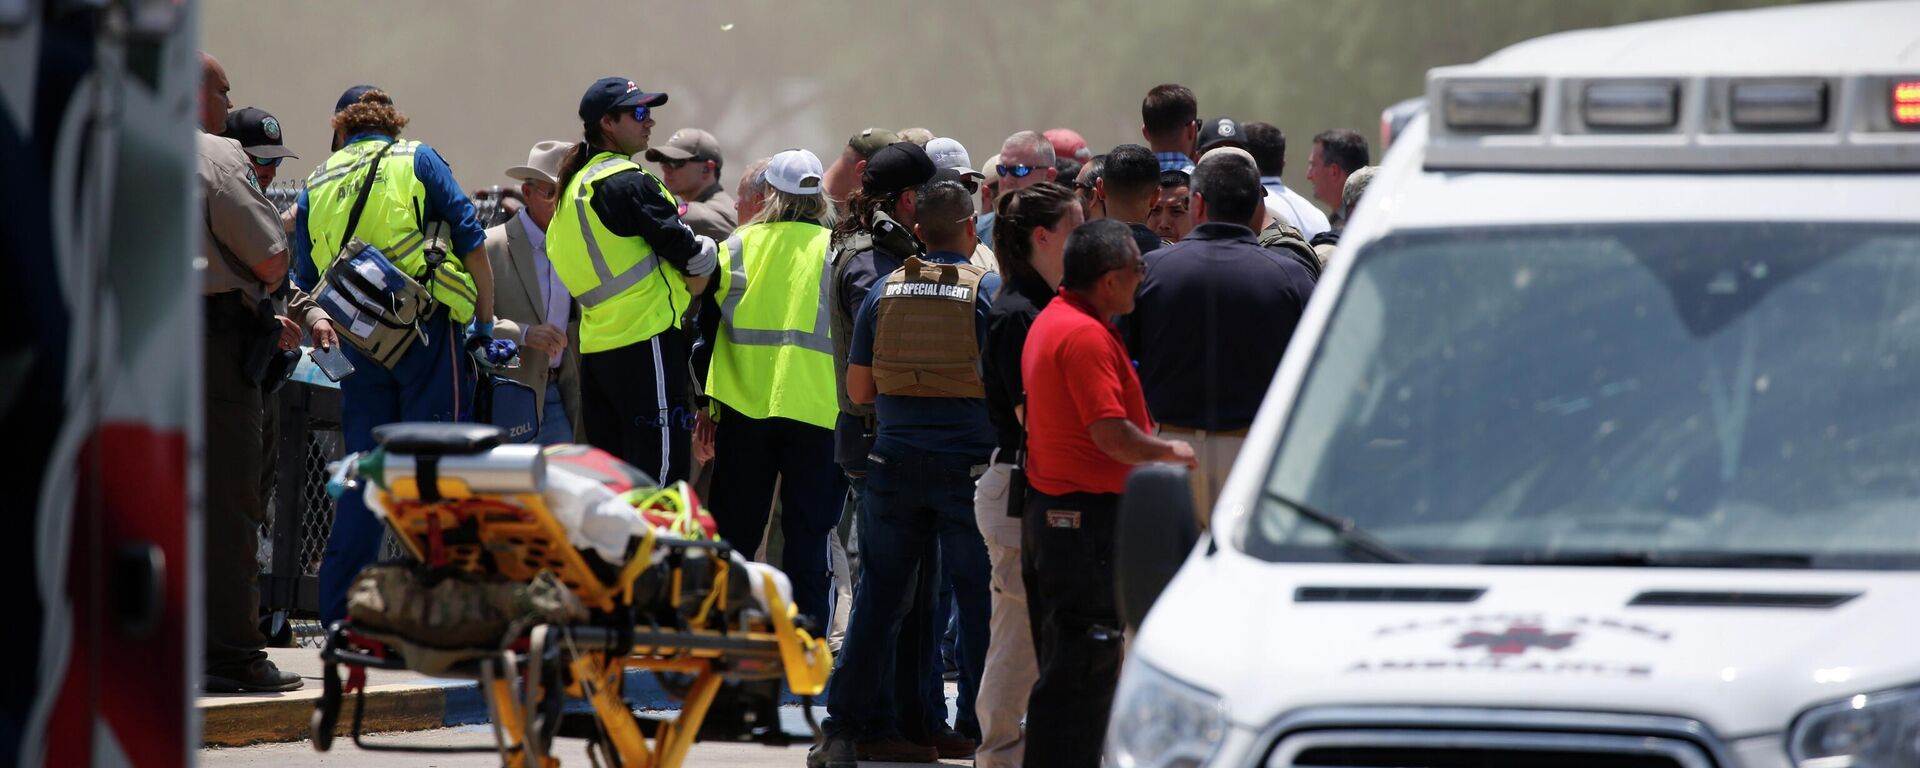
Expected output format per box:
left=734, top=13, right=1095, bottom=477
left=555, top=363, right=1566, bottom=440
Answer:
left=535, top=378, right=572, bottom=445
left=318, top=312, right=472, bottom=626
left=825, top=444, right=992, bottom=740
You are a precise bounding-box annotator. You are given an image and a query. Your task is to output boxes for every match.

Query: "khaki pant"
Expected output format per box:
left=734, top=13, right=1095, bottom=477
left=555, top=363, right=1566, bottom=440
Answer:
left=1158, top=426, right=1246, bottom=530
left=971, top=459, right=1034, bottom=768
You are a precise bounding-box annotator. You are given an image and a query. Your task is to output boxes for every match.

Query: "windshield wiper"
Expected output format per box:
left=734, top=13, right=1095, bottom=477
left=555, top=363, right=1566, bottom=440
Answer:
left=1262, top=491, right=1418, bottom=564
left=1479, top=550, right=1815, bottom=568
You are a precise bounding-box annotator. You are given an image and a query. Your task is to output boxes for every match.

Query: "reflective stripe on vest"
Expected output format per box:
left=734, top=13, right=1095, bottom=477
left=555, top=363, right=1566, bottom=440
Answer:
left=718, top=232, right=834, bottom=355
left=707, top=222, right=838, bottom=427
left=571, top=156, right=659, bottom=308
left=303, top=139, right=477, bottom=323
left=547, top=150, right=688, bottom=354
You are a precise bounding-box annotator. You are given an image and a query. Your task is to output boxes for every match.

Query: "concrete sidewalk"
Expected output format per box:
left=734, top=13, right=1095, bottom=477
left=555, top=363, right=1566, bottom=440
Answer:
left=200, top=647, right=481, bottom=747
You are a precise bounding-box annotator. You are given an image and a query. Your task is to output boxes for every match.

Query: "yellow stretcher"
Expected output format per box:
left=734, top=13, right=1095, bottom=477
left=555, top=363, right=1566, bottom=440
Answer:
left=310, top=423, right=832, bottom=768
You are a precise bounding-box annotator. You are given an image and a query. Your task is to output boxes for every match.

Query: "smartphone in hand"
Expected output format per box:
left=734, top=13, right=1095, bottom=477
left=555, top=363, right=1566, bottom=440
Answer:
left=308, top=344, right=355, bottom=382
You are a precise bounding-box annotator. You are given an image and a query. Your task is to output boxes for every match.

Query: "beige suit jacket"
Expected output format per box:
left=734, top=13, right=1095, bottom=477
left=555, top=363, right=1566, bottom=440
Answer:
left=485, top=214, right=583, bottom=440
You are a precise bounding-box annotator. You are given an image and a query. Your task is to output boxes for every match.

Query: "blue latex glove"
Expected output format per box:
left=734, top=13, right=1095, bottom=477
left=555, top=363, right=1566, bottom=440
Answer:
left=464, top=324, right=519, bottom=371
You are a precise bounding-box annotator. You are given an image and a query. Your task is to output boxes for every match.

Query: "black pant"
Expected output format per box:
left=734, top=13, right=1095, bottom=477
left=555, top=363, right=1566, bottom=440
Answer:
left=1020, top=490, right=1124, bottom=768
left=204, top=296, right=268, bottom=676
left=706, top=402, right=847, bottom=626
left=580, top=327, right=693, bottom=485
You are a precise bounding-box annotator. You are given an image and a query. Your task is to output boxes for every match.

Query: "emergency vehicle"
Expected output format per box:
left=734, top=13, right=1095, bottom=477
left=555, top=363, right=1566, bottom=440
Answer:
left=1110, top=3, right=1920, bottom=767
left=7, top=1, right=200, bottom=767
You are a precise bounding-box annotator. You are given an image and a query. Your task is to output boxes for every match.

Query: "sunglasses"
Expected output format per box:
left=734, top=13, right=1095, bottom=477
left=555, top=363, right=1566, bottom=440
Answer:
left=997, top=163, right=1039, bottom=178
left=661, top=157, right=711, bottom=171
left=623, top=104, right=652, bottom=123
left=251, top=155, right=283, bottom=168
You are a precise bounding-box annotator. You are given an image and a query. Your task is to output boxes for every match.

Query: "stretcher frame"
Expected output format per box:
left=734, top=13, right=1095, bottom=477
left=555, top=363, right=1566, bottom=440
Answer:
left=310, top=439, right=832, bottom=768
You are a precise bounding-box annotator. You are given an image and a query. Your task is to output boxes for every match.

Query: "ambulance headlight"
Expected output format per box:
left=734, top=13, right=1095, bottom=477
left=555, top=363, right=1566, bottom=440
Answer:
left=1105, top=659, right=1226, bottom=768
left=1789, top=685, right=1920, bottom=767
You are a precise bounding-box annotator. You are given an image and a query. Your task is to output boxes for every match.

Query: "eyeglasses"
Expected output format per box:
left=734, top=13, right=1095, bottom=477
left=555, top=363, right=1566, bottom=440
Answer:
left=251, top=155, right=283, bottom=168
left=659, top=158, right=690, bottom=170
left=997, top=163, right=1038, bottom=178
left=626, top=104, right=652, bottom=123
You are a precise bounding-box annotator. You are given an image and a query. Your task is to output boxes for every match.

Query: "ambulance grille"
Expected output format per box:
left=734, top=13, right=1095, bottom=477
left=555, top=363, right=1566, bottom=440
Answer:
left=1259, top=708, right=1727, bottom=768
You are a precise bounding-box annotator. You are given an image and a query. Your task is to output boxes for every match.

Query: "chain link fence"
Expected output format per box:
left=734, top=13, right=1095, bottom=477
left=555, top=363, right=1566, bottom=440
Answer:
left=264, top=180, right=520, bottom=228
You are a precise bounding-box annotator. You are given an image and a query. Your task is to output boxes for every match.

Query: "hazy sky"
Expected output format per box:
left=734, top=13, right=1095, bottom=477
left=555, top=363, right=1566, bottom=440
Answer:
left=204, top=0, right=1794, bottom=206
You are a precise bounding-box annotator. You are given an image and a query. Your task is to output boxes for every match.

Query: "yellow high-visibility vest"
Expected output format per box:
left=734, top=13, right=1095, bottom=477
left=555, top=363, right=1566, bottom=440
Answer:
left=547, top=150, right=691, bottom=353
left=304, top=138, right=478, bottom=322
left=707, top=221, right=836, bottom=428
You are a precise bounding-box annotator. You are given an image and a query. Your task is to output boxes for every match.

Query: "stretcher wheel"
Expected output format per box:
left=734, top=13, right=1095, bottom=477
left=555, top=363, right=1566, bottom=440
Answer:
left=310, top=660, right=342, bottom=751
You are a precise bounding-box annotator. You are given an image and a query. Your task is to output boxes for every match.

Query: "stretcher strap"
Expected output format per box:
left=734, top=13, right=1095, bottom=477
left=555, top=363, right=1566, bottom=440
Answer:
left=616, top=527, right=660, bottom=607
left=689, top=556, right=729, bottom=627
left=616, top=482, right=710, bottom=540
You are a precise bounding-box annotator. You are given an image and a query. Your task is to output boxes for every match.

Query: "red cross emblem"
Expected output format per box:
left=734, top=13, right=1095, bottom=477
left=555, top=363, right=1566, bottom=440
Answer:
left=1456, top=624, right=1576, bottom=656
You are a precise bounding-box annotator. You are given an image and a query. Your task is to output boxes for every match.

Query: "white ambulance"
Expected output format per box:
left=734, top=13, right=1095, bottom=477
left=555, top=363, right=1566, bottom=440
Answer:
left=1109, top=2, right=1920, bottom=767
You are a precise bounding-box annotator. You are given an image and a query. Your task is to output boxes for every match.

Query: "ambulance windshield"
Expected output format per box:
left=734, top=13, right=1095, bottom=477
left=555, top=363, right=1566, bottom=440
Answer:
left=1253, top=223, right=1920, bottom=569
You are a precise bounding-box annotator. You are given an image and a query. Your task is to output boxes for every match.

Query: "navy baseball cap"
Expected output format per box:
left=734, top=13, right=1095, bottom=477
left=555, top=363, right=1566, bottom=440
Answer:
left=861, top=142, right=937, bottom=196
left=578, top=77, right=668, bottom=122
left=334, top=84, right=381, bottom=113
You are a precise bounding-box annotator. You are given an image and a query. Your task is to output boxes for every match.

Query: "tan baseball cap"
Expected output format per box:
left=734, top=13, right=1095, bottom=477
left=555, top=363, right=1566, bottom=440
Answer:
left=644, top=128, right=722, bottom=163
left=847, top=127, right=901, bottom=159
left=505, top=140, right=569, bottom=185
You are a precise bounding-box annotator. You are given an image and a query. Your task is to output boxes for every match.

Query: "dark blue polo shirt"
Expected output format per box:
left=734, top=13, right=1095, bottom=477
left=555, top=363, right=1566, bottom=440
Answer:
left=1125, top=222, right=1314, bottom=431
left=849, top=251, right=1000, bottom=459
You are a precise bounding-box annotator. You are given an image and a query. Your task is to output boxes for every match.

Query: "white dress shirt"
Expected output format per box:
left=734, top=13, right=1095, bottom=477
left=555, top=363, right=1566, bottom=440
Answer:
left=519, top=209, right=568, bottom=370
left=1261, top=177, right=1331, bottom=240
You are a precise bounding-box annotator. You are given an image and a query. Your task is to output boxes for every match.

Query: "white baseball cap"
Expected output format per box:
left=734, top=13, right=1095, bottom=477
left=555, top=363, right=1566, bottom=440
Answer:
left=926, top=137, right=985, bottom=181
left=765, top=148, right=824, bottom=195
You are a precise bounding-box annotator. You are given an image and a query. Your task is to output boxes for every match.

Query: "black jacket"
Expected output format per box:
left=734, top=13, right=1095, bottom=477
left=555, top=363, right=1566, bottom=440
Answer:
left=588, top=165, right=700, bottom=276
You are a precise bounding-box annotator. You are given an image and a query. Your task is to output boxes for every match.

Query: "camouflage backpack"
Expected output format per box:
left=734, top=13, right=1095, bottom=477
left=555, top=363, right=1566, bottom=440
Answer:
left=347, top=566, right=587, bottom=674
left=1259, top=220, right=1323, bottom=280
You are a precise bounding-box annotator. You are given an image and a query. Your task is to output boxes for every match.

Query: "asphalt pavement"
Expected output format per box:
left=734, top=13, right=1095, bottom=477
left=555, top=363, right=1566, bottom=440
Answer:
left=200, top=718, right=974, bottom=767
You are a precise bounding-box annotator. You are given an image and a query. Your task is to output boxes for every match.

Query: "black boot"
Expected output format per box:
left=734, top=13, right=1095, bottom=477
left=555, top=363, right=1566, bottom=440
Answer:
left=203, top=659, right=303, bottom=693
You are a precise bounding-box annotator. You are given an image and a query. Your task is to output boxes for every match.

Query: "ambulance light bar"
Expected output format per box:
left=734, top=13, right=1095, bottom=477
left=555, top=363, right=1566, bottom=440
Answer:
left=1729, top=80, right=1828, bottom=130
left=1895, top=81, right=1920, bottom=127
left=1425, top=70, right=1920, bottom=171
left=1583, top=82, right=1679, bottom=130
left=1441, top=81, right=1538, bottom=131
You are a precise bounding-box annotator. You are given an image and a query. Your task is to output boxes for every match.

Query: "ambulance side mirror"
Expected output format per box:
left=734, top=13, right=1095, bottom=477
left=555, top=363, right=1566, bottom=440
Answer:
left=1115, top=463, right=1200, bottom=632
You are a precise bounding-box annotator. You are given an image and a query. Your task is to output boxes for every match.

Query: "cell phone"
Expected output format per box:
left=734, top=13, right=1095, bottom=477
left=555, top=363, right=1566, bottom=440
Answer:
left=308, top=344, right=356, bottom=382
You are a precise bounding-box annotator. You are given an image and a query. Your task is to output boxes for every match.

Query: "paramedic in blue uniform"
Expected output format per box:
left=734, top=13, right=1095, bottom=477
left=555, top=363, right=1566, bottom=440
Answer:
left=292, top=85, right=508, bottom=627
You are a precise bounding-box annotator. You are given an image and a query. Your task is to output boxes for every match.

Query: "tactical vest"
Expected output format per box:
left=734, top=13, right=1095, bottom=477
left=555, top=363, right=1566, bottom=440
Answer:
left=1259, top=220, right=1323, bottom=280
left=871, top=256, right=988, bottom=399
left=304, top=138, right=479, bottom=322
left=828, top=212, right=922, bottom=416
left=547, top=150, right=690, bottom=354
left=707, top=221, right=837, bottom=429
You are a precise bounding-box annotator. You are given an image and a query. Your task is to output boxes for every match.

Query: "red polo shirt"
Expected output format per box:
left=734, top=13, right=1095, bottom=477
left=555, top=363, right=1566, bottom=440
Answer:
left=1021, top=289, right=1154, bottom=496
